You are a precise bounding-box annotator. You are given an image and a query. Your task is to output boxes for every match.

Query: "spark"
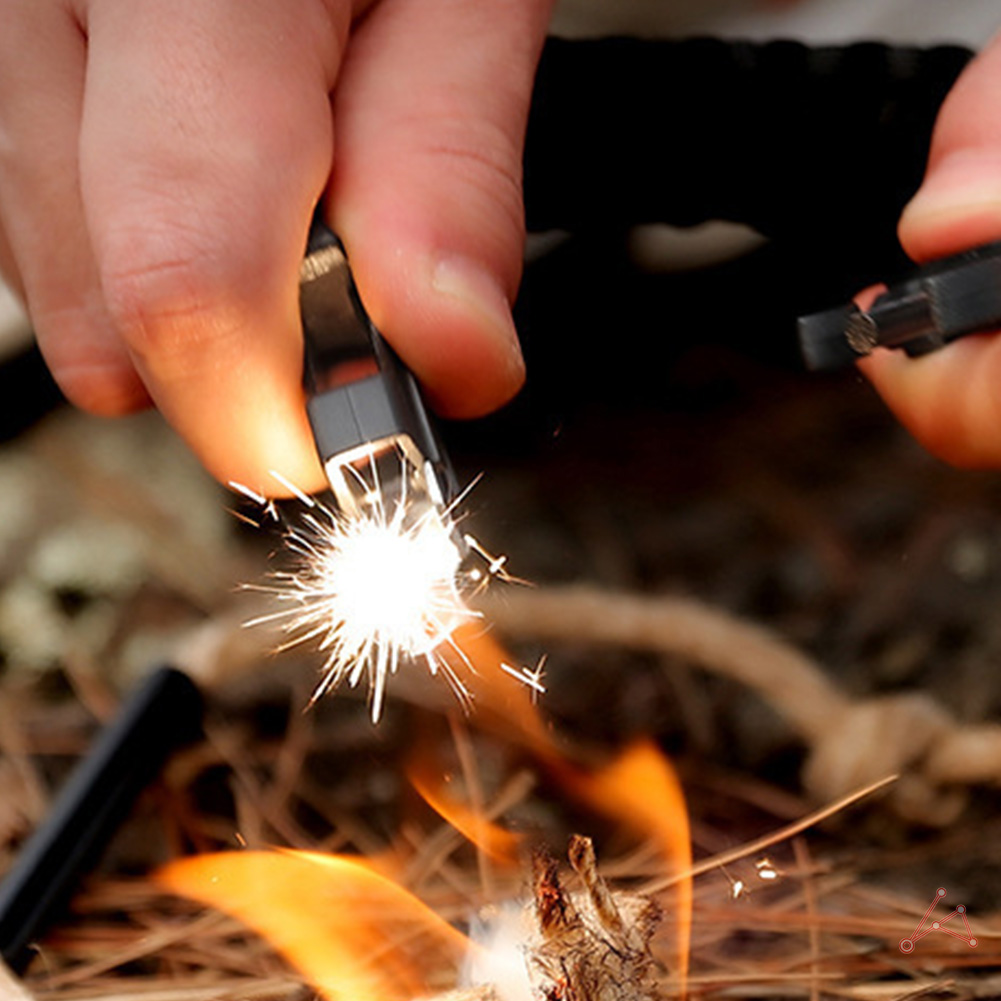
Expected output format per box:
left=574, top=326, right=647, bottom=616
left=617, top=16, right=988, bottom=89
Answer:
left=236, top=459, right=526, bottom=723
left=500, top=656, right=547, bottom=701
left=755, top=857, right=780, bottom=882
left=722, top=857, right=782, bottom=901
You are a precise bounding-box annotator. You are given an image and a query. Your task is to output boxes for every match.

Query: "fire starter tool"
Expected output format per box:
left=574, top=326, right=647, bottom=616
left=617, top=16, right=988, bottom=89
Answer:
left=299, top=220, right=458, bottom=527
left=799, top=240, right=1001, bottom=372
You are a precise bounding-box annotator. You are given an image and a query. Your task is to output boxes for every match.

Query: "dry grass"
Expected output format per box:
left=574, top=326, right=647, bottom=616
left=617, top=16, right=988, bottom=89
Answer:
left=1, top=679, right=997, bottom=1001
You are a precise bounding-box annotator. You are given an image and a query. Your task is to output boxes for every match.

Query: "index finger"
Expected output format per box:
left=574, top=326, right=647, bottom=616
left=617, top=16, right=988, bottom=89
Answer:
left=79, top=0, right=347, bottom=494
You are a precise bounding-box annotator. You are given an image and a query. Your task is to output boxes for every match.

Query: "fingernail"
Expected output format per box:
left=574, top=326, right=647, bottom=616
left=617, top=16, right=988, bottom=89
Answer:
left=431, top=254, right=524, bottom=377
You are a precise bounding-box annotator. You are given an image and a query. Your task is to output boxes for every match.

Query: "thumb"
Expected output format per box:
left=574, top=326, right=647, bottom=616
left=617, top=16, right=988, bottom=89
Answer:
left=900, top=32, right=1001, bottom=261
left=328, top=0, right=554, bottom=419
left=860, top=32, right=1001, bottom=468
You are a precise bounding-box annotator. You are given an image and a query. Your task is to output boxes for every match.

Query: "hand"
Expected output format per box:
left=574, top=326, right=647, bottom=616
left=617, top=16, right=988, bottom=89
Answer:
left=860, top=30, right=1001, bottom=467
left=0, top=0, right=551, bottom=493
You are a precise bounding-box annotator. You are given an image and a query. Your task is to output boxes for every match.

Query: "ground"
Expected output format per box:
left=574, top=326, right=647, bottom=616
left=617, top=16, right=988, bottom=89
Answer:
left=4, top=236, right=1001, bottom=997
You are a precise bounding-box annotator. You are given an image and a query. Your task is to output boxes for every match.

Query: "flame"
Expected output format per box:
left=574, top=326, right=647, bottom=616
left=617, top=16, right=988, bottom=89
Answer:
left=408, top=760, right=522, bottom=865
left=439, top=624, right=560, bottom=760
left=157, top=850, right=472, bottom=1001
left=158, top=626, right=693, bottom=1001
left=445, top=626, right=693, bottom=993
left=559, top=741, right=693, bottom=992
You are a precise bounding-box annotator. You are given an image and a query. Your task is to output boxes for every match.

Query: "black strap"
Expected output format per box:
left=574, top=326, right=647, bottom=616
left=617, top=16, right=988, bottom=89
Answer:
left=524, top=37, right=972, bottom=242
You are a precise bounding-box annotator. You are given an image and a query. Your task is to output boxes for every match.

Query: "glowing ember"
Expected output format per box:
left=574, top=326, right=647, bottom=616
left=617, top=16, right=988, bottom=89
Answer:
left=235, top=466, right=519, bottom=722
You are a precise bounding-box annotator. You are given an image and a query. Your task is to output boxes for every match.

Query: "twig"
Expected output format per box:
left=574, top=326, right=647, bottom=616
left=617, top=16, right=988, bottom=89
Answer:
left=448, top=716, right=496, bottom=902
left=643, top=775, right=896, bottom=893
left=793, top=837, right=821, bottom=1001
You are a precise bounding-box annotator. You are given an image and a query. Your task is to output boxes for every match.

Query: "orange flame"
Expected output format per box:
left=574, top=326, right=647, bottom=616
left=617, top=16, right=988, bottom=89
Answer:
left=158, top=622, right=693, bottom=1001
left=445, top=625, right=693, bottom=993
left=157, top=850, right=472, bottom=1001
left=442, top=624, right=556, bottom=760
left=407, top=761, right=522, bottom=865
left=558, top=741, right=693, bottom=991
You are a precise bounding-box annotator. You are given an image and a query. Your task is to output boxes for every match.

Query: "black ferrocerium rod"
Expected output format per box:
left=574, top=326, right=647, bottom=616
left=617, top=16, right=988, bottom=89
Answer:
left=0, top=665, right=203, bottom=974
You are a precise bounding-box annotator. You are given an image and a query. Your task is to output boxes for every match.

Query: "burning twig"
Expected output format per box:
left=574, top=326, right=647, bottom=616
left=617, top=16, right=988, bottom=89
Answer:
left=531, top=836, right=663, bottom=1001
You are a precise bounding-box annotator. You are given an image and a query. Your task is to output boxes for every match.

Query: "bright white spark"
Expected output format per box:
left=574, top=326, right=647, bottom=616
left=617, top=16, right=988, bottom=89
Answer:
left=500, top=656, right=547, bottom=701
left=239, top=468, right=524, bottom=723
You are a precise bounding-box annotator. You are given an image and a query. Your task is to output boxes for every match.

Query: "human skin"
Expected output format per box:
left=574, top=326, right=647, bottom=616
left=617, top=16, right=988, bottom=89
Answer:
left=2, top=5, right=1000, bottom=489
left=0, top=0, right=553, bottom=495
left=860, top=30, right=1001, bottom=467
